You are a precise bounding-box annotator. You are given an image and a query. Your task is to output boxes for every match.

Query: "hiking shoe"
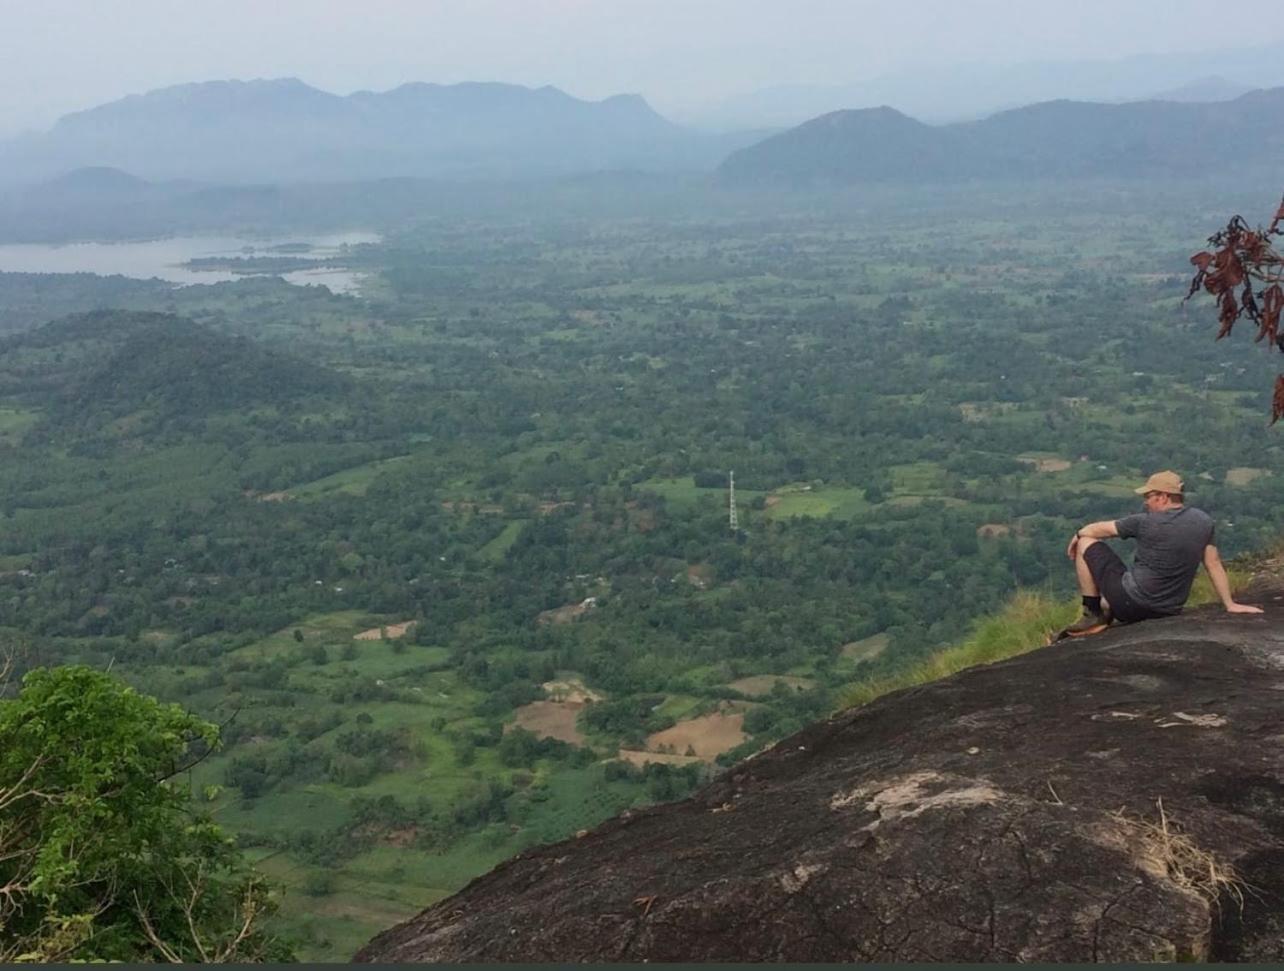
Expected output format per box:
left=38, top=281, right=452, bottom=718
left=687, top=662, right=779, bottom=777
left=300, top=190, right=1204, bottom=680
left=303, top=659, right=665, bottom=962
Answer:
left=1059, top=610, right=1110, bottom=639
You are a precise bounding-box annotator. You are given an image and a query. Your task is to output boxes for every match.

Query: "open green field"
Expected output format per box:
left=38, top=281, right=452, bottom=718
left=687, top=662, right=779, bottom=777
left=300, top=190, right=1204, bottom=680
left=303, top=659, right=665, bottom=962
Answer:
left=637, top=476, right=749, bottom=507
left=653, top=694, right=705, bottom=721
left=290, top=454, right=415, bottom=498
left=839, top=633, right=891, bottom=667
left=478, top=520, right=525, bottom=561
left=0, top=406, right=38, bottom=444
left=765, top=486, right=871, bottom=520
left=887, top=462, right=948, bottom=496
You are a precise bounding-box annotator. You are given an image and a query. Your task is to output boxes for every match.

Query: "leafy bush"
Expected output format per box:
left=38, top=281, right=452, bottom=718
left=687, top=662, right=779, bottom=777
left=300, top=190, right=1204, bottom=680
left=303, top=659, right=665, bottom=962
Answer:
left=0, top=664, right=291, bottom=962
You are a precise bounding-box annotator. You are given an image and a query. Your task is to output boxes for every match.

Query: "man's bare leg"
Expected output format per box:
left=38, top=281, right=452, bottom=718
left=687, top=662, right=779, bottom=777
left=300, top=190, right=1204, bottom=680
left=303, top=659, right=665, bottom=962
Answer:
left=1061, top=537, right=1111, bottom=639
left=1074, top=537, right=1101, bottom=598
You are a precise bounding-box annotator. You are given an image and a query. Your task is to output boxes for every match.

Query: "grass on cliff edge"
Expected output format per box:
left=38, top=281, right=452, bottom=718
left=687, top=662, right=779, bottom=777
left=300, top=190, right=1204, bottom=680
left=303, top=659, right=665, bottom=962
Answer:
left=836, top=564, right=1251, bottom=712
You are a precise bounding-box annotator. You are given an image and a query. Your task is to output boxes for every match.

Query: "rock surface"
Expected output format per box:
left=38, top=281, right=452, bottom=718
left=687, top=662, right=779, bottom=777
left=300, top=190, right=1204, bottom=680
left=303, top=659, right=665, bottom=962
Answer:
left=356, top=581, right=1284, bottom=963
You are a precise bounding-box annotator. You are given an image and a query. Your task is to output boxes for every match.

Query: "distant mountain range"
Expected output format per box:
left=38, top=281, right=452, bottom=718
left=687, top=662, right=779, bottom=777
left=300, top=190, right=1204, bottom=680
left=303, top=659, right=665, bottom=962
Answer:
left=0, top=78, right=761, bottom=184
left=717, top=87, right=1284, bottom=185
left=1147, top=75, right=1257, bottom=104
left=3, top=78, right=1282, bottom=238
left=688, top=46, right=1284, bottom=130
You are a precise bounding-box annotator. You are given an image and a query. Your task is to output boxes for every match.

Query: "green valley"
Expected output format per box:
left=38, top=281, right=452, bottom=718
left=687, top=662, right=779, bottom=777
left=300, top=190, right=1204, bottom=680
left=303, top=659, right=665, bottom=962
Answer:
left=3, top=181, right=1283, bottom=958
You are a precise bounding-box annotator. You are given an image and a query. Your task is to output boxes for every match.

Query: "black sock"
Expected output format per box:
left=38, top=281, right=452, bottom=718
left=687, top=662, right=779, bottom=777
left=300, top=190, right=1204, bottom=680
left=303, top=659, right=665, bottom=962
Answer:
left=1082, top=595, right=1102, bottom=614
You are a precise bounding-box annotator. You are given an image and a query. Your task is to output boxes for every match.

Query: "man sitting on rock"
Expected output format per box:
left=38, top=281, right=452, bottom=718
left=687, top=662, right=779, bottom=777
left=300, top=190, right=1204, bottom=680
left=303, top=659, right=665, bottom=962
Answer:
left=1060, top=470, right=1263, bottom=638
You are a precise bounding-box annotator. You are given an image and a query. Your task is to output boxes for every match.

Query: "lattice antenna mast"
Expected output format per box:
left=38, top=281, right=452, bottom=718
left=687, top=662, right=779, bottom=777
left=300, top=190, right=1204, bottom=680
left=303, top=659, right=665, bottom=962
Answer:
left=728, top=470, right=738, bottom=531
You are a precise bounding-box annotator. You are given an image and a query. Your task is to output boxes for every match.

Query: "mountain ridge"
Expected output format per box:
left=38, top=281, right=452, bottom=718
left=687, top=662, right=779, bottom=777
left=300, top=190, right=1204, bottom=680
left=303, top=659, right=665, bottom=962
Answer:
left=2, top=78, right=737, bottom=184
left=718, top=86, right=1284, bottom=184
left=689, top=44, right=1284, bottom=130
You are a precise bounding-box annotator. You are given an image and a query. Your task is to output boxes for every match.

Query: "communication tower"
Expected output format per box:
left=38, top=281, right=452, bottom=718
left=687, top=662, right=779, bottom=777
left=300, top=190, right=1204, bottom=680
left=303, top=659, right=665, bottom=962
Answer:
left=728, top=470, right=738, bottom=531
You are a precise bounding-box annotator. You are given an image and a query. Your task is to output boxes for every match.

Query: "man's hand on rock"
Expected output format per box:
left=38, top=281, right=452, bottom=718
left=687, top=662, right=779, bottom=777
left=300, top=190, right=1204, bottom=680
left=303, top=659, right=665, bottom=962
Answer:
left=1226, top=602, right=1265, bottom=614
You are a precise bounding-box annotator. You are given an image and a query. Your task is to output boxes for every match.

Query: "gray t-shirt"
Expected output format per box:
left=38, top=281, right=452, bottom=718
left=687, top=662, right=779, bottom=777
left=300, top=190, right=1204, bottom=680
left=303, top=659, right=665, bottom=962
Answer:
left=1113, top=506, right=1215, bottom=614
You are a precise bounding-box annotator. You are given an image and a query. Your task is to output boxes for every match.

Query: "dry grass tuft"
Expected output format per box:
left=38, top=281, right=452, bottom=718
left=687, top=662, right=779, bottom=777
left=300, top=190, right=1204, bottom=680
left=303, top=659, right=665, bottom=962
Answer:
left=1112, top=798, right=1245, bottom=913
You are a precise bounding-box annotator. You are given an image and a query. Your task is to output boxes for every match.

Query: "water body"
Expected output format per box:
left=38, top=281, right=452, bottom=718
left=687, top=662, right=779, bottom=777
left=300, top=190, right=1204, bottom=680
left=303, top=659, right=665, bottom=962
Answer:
left=0, top=231, right=380, bottom=294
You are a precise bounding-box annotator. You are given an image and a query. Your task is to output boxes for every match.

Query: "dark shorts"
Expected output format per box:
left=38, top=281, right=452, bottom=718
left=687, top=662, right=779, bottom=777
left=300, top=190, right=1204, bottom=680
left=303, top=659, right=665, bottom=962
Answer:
left=1083, top=543, right=1168, bottom=624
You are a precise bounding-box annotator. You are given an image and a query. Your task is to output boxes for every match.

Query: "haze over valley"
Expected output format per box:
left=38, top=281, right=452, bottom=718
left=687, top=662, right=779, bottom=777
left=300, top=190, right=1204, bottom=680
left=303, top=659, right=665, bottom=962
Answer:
left=3, top=2, right=1284, bottom=963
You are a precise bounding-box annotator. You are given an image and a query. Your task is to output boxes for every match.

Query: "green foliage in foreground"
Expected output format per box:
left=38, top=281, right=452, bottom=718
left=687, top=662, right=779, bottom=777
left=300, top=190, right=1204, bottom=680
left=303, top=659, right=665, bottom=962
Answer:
left=837, top=561, right=1256, bottom=712
left=0, top=664, right=292, bottom=963
left=837, top=591, right=1079, bottom=711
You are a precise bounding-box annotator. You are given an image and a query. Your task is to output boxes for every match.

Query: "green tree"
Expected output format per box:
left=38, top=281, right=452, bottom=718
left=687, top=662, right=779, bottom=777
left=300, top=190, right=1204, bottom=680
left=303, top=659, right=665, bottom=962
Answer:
left=0, top=664, right=292, bottom=962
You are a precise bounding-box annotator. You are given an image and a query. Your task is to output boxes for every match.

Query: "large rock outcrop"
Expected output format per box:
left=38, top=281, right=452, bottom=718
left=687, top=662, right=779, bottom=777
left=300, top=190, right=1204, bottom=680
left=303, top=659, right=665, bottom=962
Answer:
left=356, top=581, right=1284, bottom=963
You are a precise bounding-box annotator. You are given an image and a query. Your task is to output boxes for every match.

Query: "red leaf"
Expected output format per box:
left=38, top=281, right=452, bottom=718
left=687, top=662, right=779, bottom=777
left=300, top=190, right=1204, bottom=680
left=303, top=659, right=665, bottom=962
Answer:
left=1190, top=251, right=1215, bottom=270
left=1264, top=284, right=1284, bottom=317
left=1273, top=375, right=1284, bottom=425
left=1214, top=248, right=1245, bottom=289
left=1217, top=290, right=1239, bottom=338
left=1259, top=285, right=1283, bottom=348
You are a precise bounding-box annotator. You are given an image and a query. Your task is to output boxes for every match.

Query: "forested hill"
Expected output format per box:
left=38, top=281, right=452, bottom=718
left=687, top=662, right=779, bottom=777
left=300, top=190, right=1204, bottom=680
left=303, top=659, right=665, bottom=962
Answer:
left=356, top=569, right=1284, bottom=963
left=2, top=310, right=351, bottom=441
left=717, top=86, right=1284, bottom=184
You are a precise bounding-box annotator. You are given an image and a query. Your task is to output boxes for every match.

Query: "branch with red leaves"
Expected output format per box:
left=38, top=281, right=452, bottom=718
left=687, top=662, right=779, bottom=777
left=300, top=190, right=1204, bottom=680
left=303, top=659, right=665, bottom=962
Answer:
left=1186, top=194, right=1284, bottom=422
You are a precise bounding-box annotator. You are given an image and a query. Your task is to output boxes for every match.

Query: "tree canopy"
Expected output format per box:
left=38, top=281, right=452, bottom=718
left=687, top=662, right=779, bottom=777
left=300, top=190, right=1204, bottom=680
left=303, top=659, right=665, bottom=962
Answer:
left=0, top=662, right=291, bottom=962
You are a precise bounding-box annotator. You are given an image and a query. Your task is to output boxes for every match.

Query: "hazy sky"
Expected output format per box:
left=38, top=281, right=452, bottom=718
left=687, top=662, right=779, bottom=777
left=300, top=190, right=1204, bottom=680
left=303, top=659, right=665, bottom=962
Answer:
left=2, top=0, right=1281, bottom=134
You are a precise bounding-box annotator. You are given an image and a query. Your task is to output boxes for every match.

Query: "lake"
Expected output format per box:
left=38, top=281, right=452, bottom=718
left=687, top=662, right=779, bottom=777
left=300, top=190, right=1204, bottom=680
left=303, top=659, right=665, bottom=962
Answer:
left=0, top=231, right=380, bottom=294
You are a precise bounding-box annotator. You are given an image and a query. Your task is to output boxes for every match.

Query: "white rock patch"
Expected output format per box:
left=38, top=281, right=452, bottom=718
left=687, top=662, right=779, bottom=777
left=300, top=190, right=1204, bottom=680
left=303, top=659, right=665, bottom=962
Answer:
left=830, top=770, right=1002, bottom=829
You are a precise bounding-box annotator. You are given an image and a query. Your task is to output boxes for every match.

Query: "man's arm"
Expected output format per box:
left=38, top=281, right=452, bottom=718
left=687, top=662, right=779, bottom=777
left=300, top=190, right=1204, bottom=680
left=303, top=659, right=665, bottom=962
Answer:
left=1065, top=519, right=1119, bottom=559
left=1202, top=545, right=1264, bottom=614
left=1077, top=520, right=1120, bottom=540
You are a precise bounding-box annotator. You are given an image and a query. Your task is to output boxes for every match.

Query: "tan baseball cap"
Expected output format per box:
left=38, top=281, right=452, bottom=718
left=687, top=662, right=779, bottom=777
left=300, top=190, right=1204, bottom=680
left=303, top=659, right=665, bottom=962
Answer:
left=1134, top=470, right=1184, bottom=495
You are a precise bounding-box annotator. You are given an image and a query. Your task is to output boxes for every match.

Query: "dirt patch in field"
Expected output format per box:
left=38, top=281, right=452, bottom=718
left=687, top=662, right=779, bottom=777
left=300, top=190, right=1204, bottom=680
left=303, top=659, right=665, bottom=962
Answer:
left=541, top=679, right=604, bottom=703
left=764, top=495, right=782, bottom=507
left=510, top=700, right=586, bottom=746
left=958, top=402, right=1016, bottom=422
left=536, top=599, right=597, bottom=626
left=1017, top=456, right=1072, bottom=473
left=629, top=507, right=659, bottom=533
left=354, top=621, right=415, bottom=641
left=537, top=500, right=577, bottom=515
left=441, top=500, right=504, bottom=514
left=1226, top=467, right=1271, bottom=487
left=728, top=675, right=815, bottom=697
left=976, top=523, right=1012, bottom=539
left=352, top=823, right=422, bottom=848
left=841, top=633, right=890, bottom=663
left=644, top=705, right=747, bottom=761
left=686, top=563, right=714, bottom=589
left=616, top=750, right=705, bottom=768
left=242, top=489, right=293, bottom=502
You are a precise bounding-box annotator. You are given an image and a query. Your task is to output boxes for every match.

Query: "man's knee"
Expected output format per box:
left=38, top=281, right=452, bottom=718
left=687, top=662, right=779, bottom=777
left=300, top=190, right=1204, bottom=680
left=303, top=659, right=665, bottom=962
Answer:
left=1076, top=536, right=1101, bottom=558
